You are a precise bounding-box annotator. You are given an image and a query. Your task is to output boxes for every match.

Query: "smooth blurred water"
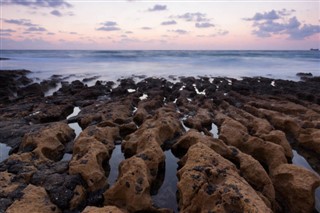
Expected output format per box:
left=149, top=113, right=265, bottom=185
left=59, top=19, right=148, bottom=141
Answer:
left=1, top=50, right=319, bottom=82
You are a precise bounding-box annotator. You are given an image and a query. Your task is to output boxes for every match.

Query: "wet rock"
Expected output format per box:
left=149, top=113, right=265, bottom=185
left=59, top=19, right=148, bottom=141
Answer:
left=6, top=184, right=61, bottom=213
left=177, top=143, right=272, bottom=213
left=271, top=164, right=320, bottom=213
left=17, top=83, right=44, bottom=98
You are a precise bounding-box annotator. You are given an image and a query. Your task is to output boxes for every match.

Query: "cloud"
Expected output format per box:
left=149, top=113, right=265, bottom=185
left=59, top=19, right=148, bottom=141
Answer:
left=141, top=27, right=152, bottom=30
left=168, top=29, right=188, bottom=34
left=244, top=10, right=280, bottom=21
left=3, top=18, right=38, bottom=27
left=148, top=4, right=167, bottom=12
left=26, top=27, right=47, bottom=32
left=1, top=29, right=16, bottom=33
left=161, top=20, right=177, bottom=25
left=101, top=21, right=117, bottom=26
left=2, top=0, right=72, bottom=8
left=47, top=32, right=55, bottom=35
left=245, top=10, right=320, bottom=40
left=50, top=9, right=73, bottom=17
left=97, top=27, right=121, bottom=31
left=195, top=22, right=214, bottom=28
left=69, top=32, right=78, bottom=35
left=174, top=12, right=209, bottom=22
left=50, top=10, right=62, bottom=17
left=0, top=33, right=12, bottom=37
left=96, top=21, right=121, bottom=31
left=125, top=31, right=133, bottom=34
left=210, top=30, right=229, bottom=37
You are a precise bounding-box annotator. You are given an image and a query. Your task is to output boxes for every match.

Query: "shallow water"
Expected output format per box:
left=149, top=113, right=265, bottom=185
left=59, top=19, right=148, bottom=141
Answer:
left=0, top=143, right=11, bottom=162
left=152, top=149, right=179, bottom=212
left=108, top=144, right=125, bottom=186
left=292, top=149, right=320, bottom=212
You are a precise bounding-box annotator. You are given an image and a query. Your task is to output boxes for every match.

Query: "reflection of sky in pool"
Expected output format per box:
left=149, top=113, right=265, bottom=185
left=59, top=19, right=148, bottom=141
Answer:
left=0, top=143, right=11, bottom=162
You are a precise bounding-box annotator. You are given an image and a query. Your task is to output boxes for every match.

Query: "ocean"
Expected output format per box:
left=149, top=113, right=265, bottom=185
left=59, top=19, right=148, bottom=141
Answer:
left=1, top=50, right=319, bottom=82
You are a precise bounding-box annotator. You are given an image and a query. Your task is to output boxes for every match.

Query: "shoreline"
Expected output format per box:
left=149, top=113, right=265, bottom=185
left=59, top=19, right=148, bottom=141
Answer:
left=0, top=69, right=319, bottom=213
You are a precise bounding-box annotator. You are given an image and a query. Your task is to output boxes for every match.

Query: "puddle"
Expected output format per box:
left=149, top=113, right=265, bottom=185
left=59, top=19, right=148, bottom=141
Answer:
left=61, top=153, right=72, bottom=161
left=210, top=123, right=219, bottom=138
left=292, top=149, right=320, bottom=212
left=68, top=122, right=82, bottom=139
left=271, top=80, right=276, bottom=87
left=152, top=149, right=179, bottom=212
left=0, top=143, right=11, bottom=162
left=67, top=106, right=81, bottom=119
left=108, top=144, right=125, bottom=186
left=128, top=89, right=136, bottom=93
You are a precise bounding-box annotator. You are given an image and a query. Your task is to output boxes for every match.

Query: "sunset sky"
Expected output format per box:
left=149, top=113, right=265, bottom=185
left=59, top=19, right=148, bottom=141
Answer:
left=1, top=0, right=319, bottom=50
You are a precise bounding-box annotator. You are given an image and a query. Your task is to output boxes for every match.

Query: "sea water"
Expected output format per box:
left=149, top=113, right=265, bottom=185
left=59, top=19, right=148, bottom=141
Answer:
left=1, top=50, right=319, bottom=82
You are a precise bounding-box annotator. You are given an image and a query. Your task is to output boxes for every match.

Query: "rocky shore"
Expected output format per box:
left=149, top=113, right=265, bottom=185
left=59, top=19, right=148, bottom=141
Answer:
left=0, top=70, right=319, bottom=213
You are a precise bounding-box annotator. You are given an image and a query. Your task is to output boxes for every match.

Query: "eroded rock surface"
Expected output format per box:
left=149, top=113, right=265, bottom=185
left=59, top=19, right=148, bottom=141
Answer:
left=0, top=70, right=319, bottom=213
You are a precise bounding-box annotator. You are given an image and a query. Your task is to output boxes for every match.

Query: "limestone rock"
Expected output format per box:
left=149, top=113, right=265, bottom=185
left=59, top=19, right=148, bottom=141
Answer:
left=82, top=205, right=127, bottom=213
left=19, top=122, right=75, bottom=162
left=298, top=128, right=320, bottom=154
left=104, top=157, right=153, bottom=212
left=271, top=164, right=320, bottom=213
left=6, top=184, right=61, bottom=213
left=177, top=143, right=272, bottom=213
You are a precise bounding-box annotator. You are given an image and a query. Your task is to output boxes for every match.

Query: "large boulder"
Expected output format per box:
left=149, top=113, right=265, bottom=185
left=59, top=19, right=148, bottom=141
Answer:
left=271, top=164, right=320, bottom=213
left=177, top=143, right=272, bottom=213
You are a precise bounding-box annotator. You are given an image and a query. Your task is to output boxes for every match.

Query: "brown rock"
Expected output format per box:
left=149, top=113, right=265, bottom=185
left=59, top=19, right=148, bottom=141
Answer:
left=184, top=108, right=213, bottom=130
left=104, top=157, right=153, bottom=212
left=69, top=137, right=109, bottom=192
left=19, top=122, right=75, bottom=162
left=6, top=184, right=61, bottom=213
left=298, top=128, right=320, bottom=154
left=69, top=185, right=86, bottom=211
left=271, top=164, right=320, bottom=213
left=177, top=143, right=272, bottom=213
left=260, top=130, right=293, bottom=159
left=82, top=205, right=127, bottom=213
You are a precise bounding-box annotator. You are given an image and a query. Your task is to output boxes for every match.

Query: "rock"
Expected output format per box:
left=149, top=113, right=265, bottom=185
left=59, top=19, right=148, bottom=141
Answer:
left=298, top=128, right=320, bottom=154
left=260, top=130, right=293, bottom=159
left=6, top=184, right=61, bottom=213
left=19, top=122, right=75, bottom=162
left=177, top=143, right=272, bottom=213
left=82, top=205, right=127, bottom=213
left=184, top=108, right=213, bottom=130
left=17, top=83, right=44, bottom=98
left=69, top=137, right=109, bottom=192
left=271, top=164, right=320, bottom=213
left=104, top=157, right=153, bottom=212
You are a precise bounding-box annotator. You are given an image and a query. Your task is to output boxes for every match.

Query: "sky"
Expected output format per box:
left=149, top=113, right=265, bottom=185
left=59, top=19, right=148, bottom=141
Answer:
left=0, top=0, right=319, bottom=50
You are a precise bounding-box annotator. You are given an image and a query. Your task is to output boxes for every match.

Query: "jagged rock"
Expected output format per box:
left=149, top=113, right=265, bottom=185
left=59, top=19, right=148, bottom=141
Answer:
left=19, top=122, right=75, bottom=162
left=271, top=164, right=320, bottom=213
left=177, top=143, right=272, bottom=213
left=6, top=184, right=61, bottom=213
left=69, top=137, right=109, bottom=192
left=104, top=157, right=153, bottom=212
